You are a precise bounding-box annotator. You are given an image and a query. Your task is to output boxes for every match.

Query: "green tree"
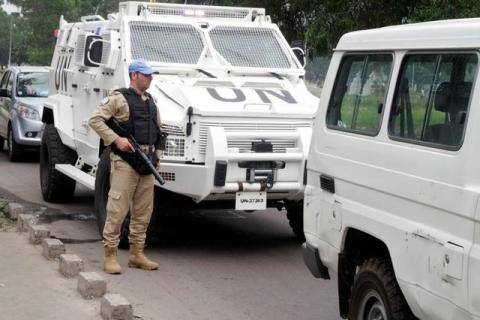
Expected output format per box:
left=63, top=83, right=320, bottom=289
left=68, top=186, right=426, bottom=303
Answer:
left=0, top=9, right=11, bottom=67
left=10, top=0, right=81, bottom=65
left=0, top=10, right=27, bottom=67
left=409, top=0, right=480, bottom=22
left=304, top=0, right=416, bottom=56
left=78, top=0, right=121, bottom=17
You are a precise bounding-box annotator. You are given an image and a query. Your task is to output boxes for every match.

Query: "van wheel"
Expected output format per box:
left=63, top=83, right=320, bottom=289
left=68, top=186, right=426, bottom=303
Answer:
left=7, top=126, right=23, bottom=161
left=94, top=149, right=129, bottom=249
left=348, top=258, right=413, bottom=320
left=40, top=124, right=77, bottom=202
left=286, top=204, right=305, bottom=241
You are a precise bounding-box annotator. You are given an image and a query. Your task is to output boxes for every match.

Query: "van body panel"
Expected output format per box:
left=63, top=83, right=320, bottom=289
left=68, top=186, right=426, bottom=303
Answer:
left=305, top=18, right=480, bottom=319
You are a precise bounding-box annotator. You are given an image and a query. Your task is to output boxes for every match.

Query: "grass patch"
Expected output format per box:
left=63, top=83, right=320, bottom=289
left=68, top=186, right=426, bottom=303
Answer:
left=0, top=203, right=16, bottom=232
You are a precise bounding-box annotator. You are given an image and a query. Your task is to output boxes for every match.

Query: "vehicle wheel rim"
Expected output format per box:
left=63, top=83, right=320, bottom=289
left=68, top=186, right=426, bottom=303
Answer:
left=358, top=290, right=387, bottom=320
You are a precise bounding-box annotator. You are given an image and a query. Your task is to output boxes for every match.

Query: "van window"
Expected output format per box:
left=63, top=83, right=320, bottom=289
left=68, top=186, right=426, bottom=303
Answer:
left=389, top=53, right=477, bottom=149
left=326, top=54, right=392, bottom=135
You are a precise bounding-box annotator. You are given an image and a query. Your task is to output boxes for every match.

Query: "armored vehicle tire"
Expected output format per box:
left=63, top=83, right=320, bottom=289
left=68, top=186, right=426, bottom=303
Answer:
left=40, top=124, right=77, bottom=202
left=348, top=258, right=413, bottom=320
left=7, top=126, right=24, bottom=162
left=286, top=204, right=305, bottom=241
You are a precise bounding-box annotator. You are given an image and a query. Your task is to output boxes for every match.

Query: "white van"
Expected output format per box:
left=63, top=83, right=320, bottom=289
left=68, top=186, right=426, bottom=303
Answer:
left=303, top=19, right=480, bottom=319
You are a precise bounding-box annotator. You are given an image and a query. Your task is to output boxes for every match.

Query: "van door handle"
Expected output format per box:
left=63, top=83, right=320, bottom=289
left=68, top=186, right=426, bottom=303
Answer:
left=320, top=174, right=335, bottom=193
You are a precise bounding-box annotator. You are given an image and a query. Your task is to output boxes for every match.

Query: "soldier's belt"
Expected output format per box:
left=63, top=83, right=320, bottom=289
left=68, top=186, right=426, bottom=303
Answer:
left=139, top=144, right=155, bottom=154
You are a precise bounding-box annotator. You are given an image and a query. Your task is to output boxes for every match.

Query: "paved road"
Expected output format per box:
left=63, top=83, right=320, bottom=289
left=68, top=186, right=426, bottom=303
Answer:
left=0, top=147, right=340, bottom=320
left=0, top=232, right=102, bottom=320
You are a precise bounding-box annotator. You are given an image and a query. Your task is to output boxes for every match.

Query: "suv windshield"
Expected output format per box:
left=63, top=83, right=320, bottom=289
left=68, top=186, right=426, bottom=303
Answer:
left=16, top=72, right=49, bottom=97
left=128, top=21, right=295, bottom=70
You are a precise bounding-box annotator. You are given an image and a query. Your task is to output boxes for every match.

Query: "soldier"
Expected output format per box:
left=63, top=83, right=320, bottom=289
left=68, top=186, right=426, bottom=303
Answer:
left=89, top=59, right=161, bottom=274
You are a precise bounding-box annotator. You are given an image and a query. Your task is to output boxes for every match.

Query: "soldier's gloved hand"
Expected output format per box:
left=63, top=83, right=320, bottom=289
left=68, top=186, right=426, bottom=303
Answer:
left=114, top=137, right=135, bottom=153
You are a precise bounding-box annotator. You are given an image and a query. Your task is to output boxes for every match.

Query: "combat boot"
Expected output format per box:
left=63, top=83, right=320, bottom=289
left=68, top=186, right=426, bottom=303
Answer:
left=104, top=246, right=122, bottom=274
left=128, top=245, right=159, bottom=270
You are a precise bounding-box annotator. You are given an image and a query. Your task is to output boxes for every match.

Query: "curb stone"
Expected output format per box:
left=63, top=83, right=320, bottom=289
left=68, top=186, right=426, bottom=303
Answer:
left=3, top=197, right=131, bottom=319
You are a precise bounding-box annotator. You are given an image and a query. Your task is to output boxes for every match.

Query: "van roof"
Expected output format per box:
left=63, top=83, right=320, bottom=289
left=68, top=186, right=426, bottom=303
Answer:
left=336, top=18, right=480, bottom=51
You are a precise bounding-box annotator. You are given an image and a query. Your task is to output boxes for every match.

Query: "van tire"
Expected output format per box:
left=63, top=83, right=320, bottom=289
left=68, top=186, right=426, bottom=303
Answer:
left=7, top=126, right=23, bottom=162
left=286, top=204, right=305, bottom=241
left=40, top=124, right=77, bottom=202
left=94, top=149, right=129, bottom=249
left=348, top=258, right=413, bottom=320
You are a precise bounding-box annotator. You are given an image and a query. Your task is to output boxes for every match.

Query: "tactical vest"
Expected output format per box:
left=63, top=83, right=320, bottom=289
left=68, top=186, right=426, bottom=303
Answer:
left=112, top=88, right=160, bottom=174
left=116, top=88, right=159, bottom=144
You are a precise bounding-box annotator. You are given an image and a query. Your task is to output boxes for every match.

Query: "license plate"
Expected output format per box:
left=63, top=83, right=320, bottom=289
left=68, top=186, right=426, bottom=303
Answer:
left=235, top=191, right=267, bottom=210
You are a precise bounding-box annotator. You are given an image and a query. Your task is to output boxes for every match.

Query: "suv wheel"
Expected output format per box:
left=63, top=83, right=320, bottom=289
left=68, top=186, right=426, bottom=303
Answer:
left=286, top=203, right=305, bottom=241
left=7, top=126, right=23, bottom=161
left=348, top=258, right=413, bottom=320
left=95, top=149, right=130, bottom=249
left=40, top=124, right=77, bottom=202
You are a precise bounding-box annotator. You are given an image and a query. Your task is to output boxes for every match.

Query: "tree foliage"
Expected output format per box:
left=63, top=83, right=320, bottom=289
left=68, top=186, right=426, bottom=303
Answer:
left=3, top=0, right=480, bottom=66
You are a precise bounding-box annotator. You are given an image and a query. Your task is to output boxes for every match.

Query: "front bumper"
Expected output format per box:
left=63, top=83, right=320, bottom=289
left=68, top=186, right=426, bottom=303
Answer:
left=12, top=115, right=43, bottom=146
left=160, top=125, right=311, bottom=202
left=302, top=242, right=330, bottom=279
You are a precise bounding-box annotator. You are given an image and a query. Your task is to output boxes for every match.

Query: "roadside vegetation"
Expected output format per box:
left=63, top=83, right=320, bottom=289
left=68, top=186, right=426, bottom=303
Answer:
left=0, top=1, right=478, bottom=94
left=0, top=202, right=16, bottom=232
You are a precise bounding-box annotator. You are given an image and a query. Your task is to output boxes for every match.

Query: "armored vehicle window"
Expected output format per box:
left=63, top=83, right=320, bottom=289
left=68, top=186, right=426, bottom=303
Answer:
left=326, top=54, right=392, bottom=135
left=130, top=22, right=204, bottom=65
left=209, top=26, right=292, bottom=69
left=388, top=53, right=477, bottom=149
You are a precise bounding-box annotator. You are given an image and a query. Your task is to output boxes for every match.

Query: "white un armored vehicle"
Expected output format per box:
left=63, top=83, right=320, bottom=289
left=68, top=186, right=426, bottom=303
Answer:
left=40, top=1, right=318, bottom=241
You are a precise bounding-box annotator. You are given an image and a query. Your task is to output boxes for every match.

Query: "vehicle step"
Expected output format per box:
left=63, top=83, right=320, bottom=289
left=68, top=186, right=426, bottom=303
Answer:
left=55, top=164, right=95, bottom=190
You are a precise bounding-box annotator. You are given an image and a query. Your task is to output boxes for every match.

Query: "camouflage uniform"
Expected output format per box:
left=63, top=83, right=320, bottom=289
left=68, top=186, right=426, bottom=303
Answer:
left=89, top=90, right=161, bottom=248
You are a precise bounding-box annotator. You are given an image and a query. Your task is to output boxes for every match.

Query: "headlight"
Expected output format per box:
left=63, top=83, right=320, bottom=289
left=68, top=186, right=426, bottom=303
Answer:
left=16, top=104, right=40, bottom=120
left=164, top=137, right=185, bottom=157
left=160, top=124, right=186, bottom=158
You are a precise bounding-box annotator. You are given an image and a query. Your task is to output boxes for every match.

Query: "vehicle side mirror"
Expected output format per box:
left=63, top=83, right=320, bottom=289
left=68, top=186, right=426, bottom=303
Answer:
left=291, top=40, right=306, bottom=68
left=0, top=88, right=10, bottom=97
left=84, top=35, right=103, bottom=67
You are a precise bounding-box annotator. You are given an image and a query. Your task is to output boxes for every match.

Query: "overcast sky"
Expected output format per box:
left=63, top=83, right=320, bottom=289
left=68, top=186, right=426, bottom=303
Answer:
left=2, top=0, right=20, bottom=14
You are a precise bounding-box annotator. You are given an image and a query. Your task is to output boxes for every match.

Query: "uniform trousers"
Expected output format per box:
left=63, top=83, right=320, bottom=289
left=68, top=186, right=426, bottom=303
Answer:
left=103, top=154, right=155, bottom=248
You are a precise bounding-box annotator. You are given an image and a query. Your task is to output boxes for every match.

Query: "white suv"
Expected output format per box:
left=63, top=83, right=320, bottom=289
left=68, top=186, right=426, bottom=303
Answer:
left=303, top=19, right=480, bottom=319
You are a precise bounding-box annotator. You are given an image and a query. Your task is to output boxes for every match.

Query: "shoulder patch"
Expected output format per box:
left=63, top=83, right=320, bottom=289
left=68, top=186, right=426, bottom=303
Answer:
left=102, top=97, right=110, bottom=105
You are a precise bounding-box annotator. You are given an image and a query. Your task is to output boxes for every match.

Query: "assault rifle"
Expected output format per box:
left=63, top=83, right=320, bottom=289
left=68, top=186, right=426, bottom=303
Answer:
left=107, top=118, right=165, bottom=185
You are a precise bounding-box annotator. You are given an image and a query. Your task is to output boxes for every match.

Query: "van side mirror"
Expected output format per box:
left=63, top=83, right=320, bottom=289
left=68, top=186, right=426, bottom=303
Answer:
left=0, top=88, right=10, bottom=97
left=291, top=40, right=306, bottom=68
left=84, top=35, right=103, bottom=67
